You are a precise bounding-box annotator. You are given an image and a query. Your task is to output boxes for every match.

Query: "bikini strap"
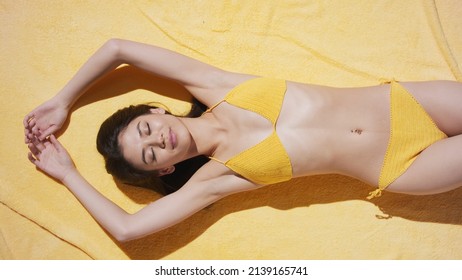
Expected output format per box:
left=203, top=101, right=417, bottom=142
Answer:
left=208, top=156, right=225, bottom=165
left=205, top=100, right=225, bottom=113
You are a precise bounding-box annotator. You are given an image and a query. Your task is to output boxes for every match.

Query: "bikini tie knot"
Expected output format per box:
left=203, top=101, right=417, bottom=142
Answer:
left=367, top=189, right=383, bottom=200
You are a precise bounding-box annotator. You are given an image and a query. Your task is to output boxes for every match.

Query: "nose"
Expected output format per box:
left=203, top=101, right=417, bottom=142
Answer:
left=144, top=132, right=165, bottom=148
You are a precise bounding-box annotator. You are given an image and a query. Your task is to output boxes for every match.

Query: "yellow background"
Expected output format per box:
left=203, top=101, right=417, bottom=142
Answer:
left=1, top=0, right=461, bottom=259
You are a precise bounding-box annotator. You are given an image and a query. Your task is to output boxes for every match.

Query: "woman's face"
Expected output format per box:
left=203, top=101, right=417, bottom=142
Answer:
left=118, top=108, right=192, bottom=174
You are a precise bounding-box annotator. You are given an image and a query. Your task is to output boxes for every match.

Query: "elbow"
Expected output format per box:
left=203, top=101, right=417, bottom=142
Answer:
left=102, top=38, right=123, bottom=61
left=109, top=216, right=141, bottom=243
left=112, top=228, right=142, bottom=243
left=110, top=225, right=133, bottom=243
left=113, top=233, right=133, bottom=243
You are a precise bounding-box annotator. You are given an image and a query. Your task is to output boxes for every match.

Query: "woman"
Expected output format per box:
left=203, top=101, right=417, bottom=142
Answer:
left=24, top=39, right=462, bottom=242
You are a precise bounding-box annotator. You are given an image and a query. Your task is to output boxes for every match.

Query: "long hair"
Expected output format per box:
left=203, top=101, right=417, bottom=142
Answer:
left=96, top=100, right=208, bottom=195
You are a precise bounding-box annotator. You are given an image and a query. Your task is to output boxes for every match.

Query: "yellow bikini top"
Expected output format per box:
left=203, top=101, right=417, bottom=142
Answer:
left=206, top=77, right=293, bottom=185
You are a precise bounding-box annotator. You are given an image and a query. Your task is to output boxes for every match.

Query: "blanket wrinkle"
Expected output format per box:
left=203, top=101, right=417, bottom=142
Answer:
left=425, top=0, right=462, bottom=81
left=0, top=201, right=95, bottom=259
left=282, top=35, right=381, bottom=82
left=137, top=8, right=208, bottom=58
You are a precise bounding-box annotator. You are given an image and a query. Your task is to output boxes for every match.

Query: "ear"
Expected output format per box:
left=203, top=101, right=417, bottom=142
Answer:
left=150, top=108, right=166, bottom=114
left=158, top=166, right=175, bottom=176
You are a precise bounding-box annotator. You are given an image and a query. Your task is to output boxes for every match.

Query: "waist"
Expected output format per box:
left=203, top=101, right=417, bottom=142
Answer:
left=285, top=125, right=390, bottom=186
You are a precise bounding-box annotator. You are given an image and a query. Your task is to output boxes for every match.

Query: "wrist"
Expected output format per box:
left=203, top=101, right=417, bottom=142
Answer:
left=61, top=168, right=80, bottom=186
left=54, top=90, right=76, bottom=110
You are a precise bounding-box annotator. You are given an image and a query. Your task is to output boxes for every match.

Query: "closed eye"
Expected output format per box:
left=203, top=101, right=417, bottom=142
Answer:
left=150, top=147, right=156, bottom=162
left=146, top=122, right=151, bottom=135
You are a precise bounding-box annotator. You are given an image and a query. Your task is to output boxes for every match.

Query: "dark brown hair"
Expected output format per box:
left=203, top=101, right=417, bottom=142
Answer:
left=96, top=100, right=208, bottom=195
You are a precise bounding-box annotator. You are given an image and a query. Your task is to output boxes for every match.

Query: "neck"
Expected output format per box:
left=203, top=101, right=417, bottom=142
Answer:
left=179, top=113, right=223, bottom=158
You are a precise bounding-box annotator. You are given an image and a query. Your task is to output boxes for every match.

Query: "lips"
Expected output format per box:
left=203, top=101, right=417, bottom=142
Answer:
left=169, top=128, right=177, bottom=149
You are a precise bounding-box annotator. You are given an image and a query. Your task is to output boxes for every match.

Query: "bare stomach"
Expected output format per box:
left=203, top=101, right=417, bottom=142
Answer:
left=277, top=81, right=393, bottom=186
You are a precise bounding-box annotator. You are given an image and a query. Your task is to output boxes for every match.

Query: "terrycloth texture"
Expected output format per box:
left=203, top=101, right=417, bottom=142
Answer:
left=1, top=0, right=462, bottom=259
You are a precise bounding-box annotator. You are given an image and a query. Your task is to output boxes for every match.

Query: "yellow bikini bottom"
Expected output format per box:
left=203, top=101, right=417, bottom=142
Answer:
left=367, top=81, right=447, bottom=199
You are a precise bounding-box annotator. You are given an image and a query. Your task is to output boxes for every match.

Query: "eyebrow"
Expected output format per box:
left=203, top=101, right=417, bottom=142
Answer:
left=137, top=121, right=148, bottom=165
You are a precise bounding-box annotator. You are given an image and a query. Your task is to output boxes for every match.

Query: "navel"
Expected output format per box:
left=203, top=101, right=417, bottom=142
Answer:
left=350, top=128, right=363, bottom=135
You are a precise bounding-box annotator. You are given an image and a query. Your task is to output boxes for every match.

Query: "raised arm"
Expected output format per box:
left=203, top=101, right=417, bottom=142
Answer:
left=27, top=135, right=252, bottom=241
left=24, top=40, right=122, bottom=141
left=60, top=168, right=224, bottom=241
left=24, top=39, right=244, bottom=141
left=55, top=39, right=233, bottom=108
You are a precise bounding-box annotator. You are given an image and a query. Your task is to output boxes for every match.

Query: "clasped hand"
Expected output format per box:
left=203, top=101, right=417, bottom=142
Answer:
left=23, top=97, right=68, bottom=142
left=24, top=98, right=75, bottom=182
left=27, top=135, right=76, bottom=182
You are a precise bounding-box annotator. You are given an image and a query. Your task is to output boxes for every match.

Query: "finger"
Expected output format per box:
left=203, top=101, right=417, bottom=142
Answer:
left=25, top=129, right=31, bottom=143
left=31, top=125, right=40, bottom=135
left=26, top=118, right=36, bottom=129
left=28, top=152, right=38, bottom=165
left=26, top=132, right=35, bottom=142
left=23, top=112, right=35, bottom=127
left=24, top=120, right=35, bottom=141
left=28, top=142, right=41, bottom=157
left=49, top=134, right=63, bottom=152
left=24, top=118, right=34, bottom=140
left=31, top=136, right=46, bottom=152
left=38, top=126, right=56, bottom=141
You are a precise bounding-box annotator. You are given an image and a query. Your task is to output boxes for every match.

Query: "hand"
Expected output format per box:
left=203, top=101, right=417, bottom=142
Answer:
left=27, top=135, right=76, bottom=182
left=24, top=97, right=69, bottom=142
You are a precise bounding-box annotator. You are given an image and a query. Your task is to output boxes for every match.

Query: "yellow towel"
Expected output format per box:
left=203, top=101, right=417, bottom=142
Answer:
left=1, top=0, right=461, bottom=259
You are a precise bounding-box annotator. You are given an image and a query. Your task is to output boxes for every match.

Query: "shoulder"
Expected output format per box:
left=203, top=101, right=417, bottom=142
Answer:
left=187, top=71, right=260, bottom=108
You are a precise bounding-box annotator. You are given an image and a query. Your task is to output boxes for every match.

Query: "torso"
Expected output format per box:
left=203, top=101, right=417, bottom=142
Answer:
left=278, top=81, right=391, bottom=186
left=196, top=76, right=461, bottom=188
left=202, top=77, right=391, bottom=187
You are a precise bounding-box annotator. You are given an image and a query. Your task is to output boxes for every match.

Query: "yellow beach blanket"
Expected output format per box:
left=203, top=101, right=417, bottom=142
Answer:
left=1, top=0, right=461, bottom=259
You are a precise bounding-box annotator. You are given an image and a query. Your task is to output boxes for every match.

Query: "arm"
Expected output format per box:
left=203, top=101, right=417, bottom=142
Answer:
left=61, top=169, right=223, bottom=241
left=27, top=136, right=244, bottom=242
left=54, top=39, right=232, bottom=108
left=24, top=39, right=241, bottom=141
left=23, top=40, right=122, bottom=141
